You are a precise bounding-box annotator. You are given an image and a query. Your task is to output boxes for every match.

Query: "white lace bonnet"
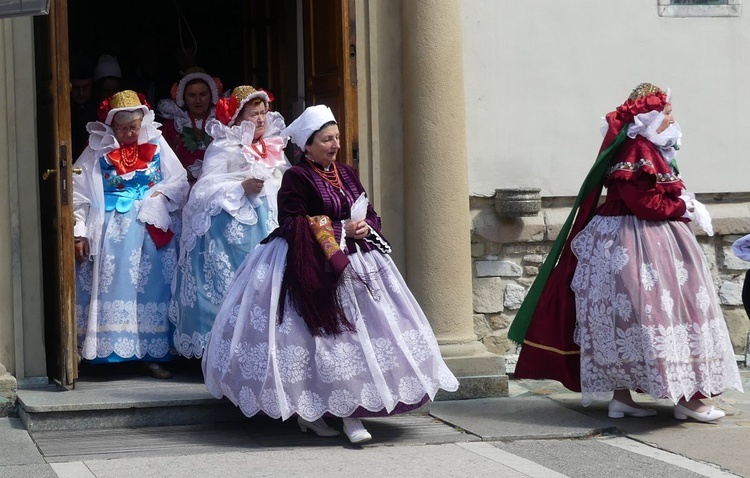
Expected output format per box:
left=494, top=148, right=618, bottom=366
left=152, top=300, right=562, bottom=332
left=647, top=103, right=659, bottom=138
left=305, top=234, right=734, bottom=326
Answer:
left=283, top=105, right=336, bottom=149
left=173, top=67, right=222, bottom=108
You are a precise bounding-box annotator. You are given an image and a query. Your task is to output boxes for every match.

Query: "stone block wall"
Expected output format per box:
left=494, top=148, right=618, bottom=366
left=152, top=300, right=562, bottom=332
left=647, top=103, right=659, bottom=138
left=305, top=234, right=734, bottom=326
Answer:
left=470, top=194, right=750, bottom=362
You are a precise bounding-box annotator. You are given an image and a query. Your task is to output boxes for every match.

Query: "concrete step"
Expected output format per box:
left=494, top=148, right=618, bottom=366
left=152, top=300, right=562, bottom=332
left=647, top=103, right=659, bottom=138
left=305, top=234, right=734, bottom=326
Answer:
left=16, top=373, right=246, bottom=432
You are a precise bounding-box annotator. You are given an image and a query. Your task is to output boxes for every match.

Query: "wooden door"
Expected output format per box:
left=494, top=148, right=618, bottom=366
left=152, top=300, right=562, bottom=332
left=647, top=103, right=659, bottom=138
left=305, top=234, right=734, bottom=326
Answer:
left=35, top=0, right=77, bottom=388
left=303, top=0, right=358, bottom=167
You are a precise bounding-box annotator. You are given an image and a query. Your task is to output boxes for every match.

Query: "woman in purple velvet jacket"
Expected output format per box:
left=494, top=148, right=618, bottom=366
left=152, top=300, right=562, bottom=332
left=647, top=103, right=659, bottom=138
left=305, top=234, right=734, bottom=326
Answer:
left=202, top=105, right=458, bottom=444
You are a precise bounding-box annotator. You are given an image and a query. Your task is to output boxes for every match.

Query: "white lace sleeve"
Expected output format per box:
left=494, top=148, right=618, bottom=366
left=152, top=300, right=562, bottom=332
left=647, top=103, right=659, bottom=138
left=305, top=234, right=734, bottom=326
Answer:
left=72, top=148, right=105, bottom=257
left=138, top=137, right=189, bottom=230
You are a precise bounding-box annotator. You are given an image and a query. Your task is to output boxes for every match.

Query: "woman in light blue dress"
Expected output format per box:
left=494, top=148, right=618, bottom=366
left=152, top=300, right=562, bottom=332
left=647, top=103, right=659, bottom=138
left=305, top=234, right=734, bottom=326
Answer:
left=170, top=86, right=289, bottom=360
left=73, top=90, right=189, bottom=378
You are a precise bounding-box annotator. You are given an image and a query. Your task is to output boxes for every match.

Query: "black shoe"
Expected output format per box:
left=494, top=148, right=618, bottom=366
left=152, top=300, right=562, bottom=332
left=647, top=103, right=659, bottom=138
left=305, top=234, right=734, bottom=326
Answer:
left=142, top=362, right=173, bottom=379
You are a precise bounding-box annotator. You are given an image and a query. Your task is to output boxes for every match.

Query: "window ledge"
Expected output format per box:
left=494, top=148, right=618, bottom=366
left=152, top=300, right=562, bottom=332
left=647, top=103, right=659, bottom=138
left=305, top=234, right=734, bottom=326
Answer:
left=658, top=1, right=741, bottom=17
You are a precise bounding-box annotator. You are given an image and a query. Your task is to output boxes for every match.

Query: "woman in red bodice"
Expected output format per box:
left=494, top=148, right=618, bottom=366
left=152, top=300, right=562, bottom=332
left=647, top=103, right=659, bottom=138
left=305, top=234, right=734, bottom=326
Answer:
left=157, top=68, right=222, bottom=182
left=510, top=83, right=742, bottom=423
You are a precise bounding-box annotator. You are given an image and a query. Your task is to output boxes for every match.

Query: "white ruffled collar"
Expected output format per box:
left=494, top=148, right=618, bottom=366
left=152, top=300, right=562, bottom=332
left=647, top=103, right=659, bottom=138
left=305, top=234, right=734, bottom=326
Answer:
left=156, top=98, right=216, bottom=134
left=85, top=109, right=162, bottom=157
left=627, top=110, right=682, bottom=162
left=205, top=110, right=287, bottom=147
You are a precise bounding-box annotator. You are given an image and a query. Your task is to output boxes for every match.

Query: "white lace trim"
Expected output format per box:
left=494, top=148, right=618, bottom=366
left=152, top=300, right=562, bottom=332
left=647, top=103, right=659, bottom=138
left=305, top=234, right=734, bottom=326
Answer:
left=156, top=99, right=216, bottom=134
left=86, top=109, right=162, bottom=158
left=137, top=193, right=172, bottom=231
left=206, top=111, right=286, bottom=144
left=365, top=227, right=392, bottom=254
left=178, top=123, right=288, bottom=262
left=627, top=110, right=682, bottom=163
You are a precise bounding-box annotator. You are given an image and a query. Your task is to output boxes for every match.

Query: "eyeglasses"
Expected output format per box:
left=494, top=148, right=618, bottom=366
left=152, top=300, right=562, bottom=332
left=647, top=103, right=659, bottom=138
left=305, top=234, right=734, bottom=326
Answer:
left=112, top=121, right=142, bottom=135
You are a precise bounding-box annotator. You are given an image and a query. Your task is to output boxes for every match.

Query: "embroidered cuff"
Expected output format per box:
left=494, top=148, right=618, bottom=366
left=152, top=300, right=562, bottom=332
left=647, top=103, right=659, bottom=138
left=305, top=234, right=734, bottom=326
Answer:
left=364, top=226, right=391, bottom=254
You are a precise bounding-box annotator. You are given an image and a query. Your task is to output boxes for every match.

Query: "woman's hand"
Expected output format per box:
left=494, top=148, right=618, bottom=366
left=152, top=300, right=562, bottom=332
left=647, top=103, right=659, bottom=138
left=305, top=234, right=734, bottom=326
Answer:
left=679, top=190, right=695, bottom=220
left=345, top=220, right=369, bottom=240
left=242, top=178, right=265, bottom=196
left=151, top=191, right=162, bottom=197
left=74, top=237, right=89, bottom=263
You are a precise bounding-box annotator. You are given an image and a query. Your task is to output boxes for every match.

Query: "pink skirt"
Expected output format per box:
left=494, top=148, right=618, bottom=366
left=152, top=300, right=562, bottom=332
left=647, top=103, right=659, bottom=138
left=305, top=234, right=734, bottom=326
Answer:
left=571, top=215, right=742, bottom=405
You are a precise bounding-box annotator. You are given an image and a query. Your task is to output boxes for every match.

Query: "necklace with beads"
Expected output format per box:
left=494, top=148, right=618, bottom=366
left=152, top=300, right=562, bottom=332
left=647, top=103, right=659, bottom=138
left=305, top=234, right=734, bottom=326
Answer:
left=306, top=157, right=342, bottom=191
left=120, top=143, right=139, bottom=168
left=251, top=138, right=268, bottom=159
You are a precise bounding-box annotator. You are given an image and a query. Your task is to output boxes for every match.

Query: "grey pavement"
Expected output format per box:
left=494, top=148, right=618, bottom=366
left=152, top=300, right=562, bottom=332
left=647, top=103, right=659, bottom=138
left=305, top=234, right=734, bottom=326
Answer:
left=2, top=373, right=749, bottom=478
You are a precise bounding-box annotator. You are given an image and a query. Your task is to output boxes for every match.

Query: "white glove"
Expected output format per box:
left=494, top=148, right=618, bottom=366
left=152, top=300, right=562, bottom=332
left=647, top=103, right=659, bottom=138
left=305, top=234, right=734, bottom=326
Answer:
left=691, top=199, right=713, bottom=236
left=678, top=190, right=694, bottom=220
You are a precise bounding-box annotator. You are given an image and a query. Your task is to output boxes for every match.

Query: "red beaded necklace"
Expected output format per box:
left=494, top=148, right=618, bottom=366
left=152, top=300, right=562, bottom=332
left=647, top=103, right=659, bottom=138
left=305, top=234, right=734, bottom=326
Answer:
left=306, top=157, right=342, bottom=190
left=120, top=143, right=139, bottom=168
left=251, top=138, right=268, bottom=159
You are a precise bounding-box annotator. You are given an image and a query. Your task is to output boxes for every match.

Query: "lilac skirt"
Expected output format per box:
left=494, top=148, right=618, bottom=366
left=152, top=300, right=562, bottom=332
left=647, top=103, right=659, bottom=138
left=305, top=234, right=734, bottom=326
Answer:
left=202, top=238, right=459, bottom=422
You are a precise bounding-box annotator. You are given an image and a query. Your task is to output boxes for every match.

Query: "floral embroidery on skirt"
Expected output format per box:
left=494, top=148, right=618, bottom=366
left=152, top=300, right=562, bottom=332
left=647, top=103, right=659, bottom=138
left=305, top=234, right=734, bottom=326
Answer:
left=202, top=237, right=459, bottom=421
left=571, top=215, right=742, bottom=405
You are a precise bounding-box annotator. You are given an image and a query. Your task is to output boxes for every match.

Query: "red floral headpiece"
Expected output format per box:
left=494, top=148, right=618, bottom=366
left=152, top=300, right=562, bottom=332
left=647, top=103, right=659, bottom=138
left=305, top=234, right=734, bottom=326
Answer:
left=215, top=95, right=239, bottom=126
left=214, top=86, right=274, bottom=126
left=615, top=83, right=668, bottom=124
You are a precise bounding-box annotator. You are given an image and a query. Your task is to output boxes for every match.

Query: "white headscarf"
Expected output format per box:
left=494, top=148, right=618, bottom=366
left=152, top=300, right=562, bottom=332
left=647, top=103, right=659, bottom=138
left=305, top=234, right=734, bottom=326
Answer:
left=282, top=105, right=336, bottom=149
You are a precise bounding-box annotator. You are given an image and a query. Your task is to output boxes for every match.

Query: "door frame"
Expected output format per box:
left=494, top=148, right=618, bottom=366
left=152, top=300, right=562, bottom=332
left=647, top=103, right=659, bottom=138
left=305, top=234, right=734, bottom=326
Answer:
left=303, top=0, right=358, bottom=167
left=37, top=0, right=77, bottom=388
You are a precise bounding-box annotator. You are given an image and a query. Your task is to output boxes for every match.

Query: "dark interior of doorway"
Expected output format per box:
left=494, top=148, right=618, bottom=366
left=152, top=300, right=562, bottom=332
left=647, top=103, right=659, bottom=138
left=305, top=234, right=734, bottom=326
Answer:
left=67, top=0, right=299, bottom=123
left=41, top=0, right=300, bottom=380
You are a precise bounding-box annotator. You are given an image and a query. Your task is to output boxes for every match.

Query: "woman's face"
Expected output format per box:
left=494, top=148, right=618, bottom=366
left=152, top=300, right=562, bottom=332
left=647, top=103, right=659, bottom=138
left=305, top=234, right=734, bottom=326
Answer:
left=306, top=124, right=340, bottom=168
left=184, top=81, right=211, bottom=117
left=112, top=117, right=142, bottom=146
left=235, top=101, right=267, bottom=140
left=656, top=103, right=675, bottom=134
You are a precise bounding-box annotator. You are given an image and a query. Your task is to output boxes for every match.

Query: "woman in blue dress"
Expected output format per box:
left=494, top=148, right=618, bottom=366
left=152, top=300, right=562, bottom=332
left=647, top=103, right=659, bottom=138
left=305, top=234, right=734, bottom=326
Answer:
left=170, top=86, right=289, bottom=360
left=73, top=90, right=189, bottom=378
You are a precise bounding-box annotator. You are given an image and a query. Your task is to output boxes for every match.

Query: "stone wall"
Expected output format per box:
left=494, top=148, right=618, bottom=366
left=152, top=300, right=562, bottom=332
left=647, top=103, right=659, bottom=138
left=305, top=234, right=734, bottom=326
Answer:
left=470, top=194, right=750, bottom=365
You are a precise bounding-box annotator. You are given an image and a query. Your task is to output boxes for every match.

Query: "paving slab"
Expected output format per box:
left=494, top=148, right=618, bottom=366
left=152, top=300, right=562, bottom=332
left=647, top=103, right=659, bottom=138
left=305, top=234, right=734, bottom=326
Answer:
left=73, top=443, right=539, bottom=478
left=492, top=437, right=722, bottom=478
left=0, top=418, right=58, bottom=478
left=0, top=418, right=47, bottom=466
left=509, top=374, right=750, bottom=477
left=429, top=396, right=614, bottom=440
left=610, top=419, right=750, bottom=477
left=0, top=464, right=59, bottom=478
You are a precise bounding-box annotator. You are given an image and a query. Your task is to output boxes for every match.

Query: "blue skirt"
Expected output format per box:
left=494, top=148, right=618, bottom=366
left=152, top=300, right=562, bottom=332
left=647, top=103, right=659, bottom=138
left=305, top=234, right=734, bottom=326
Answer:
left=76, top=205, right=177, bottom=363
left=170, top=202, right=270, bottom=358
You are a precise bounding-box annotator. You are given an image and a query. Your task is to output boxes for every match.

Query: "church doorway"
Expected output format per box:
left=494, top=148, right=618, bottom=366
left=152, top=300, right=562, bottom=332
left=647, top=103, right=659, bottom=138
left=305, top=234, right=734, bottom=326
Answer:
left=34, top=0, right=357, bottom=387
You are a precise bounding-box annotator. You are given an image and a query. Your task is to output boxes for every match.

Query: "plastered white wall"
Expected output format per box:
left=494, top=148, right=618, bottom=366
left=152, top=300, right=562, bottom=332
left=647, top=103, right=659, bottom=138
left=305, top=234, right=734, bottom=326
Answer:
left=463, top=0, right=749, bottom=197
